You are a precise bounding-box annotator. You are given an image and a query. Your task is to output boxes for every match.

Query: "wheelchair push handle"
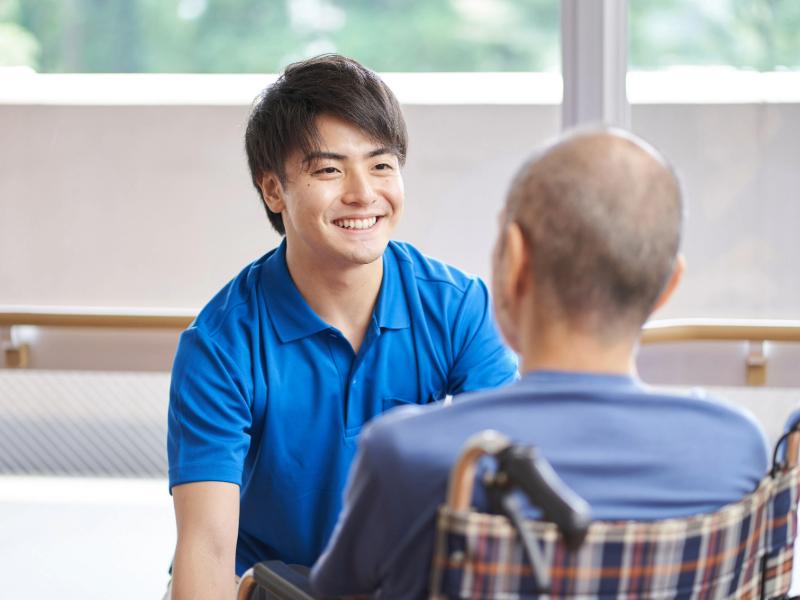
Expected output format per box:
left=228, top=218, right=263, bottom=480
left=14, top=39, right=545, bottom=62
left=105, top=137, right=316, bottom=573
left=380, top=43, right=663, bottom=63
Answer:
left=446, top=430, right=513, bottom=511
left=446, top=430, right=591, bottom=549
left=495, top=445, right=590, bottom=549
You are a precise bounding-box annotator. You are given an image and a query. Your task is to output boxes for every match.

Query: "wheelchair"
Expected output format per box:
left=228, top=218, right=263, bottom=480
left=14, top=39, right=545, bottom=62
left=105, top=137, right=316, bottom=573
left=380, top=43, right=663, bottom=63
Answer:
left=237, top=426, right=800, bottom=599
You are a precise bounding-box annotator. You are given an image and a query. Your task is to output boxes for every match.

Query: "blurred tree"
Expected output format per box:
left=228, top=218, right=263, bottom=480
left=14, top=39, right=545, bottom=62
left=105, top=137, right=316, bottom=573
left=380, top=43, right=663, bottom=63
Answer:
left=729, top=0, right=800, bottom=69
left=330, top=0, right=557, bottom=72
left=186, top=0, right=301, bottom=72
left=0, top=22, right=39, bottom=67
left=6, top=0, right=558, bottom=72
left=0, top=0, right=39, bottom=68
left=629, top=0, right=800, bottom=70
left=4, top=0, right=799, bottom=73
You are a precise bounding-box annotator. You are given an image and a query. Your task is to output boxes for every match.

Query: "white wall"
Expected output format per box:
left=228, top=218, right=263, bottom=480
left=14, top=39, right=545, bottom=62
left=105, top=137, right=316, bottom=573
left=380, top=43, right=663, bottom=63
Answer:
left=1, top=104, right=271, bottom=308
left=633, top=103, right=800, bottom=320
left=2, top=100, right=798, bottom=318
left=0, top=102, right=561, bottom=309
left=1, top=84, right=799, bottom=376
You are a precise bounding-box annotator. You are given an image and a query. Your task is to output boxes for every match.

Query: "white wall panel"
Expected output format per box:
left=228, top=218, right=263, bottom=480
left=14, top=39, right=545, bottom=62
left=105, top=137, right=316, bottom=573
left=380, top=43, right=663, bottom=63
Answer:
left=1, top=100, right=798, bottom=379
left=0, top=103, right=560, bottom=308
left=632, top=104, right=800, bottom=320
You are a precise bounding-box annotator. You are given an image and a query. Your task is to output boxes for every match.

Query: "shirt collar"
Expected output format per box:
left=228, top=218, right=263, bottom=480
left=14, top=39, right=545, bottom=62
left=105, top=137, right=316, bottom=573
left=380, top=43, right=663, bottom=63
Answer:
left=261, top=240, right=330, bottom=343
left=262, top=240, right=410, bottom=343
left=373, top=242, right=410, bottom=331
left=520, top=369, right=640, bottom=389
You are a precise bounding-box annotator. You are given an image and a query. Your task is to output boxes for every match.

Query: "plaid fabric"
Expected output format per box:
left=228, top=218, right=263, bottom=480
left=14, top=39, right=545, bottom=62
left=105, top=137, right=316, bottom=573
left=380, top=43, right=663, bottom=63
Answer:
left=430, top=467, right=800, bottom=600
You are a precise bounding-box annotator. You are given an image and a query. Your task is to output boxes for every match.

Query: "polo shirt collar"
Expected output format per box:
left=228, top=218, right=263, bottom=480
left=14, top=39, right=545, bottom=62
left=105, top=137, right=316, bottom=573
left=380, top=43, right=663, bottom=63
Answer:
left=373, top=243, right=410, bottom=330
left=261, top=240, right=330, bottom=343
left=262, top=240, right=410, bottom=343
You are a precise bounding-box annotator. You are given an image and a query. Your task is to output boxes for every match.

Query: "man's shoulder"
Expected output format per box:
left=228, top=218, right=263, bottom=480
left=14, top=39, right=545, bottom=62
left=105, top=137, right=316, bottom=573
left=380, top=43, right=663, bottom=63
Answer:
left=676, top=387, right=768, bottom=441
left=361, top=403, right=431, bottom=457
left=611, top=384, right=769, bottom=462
left=361, top=378, right=769, bottom=459
left=601, top=383, right=767, bottom=439
left=191, top=250, right=275, bottom=338
left=359, top=392, right=512, bottom=474
left=388, top=241, right=479, bottom=294
left=360, top=402, right=458, bottom=470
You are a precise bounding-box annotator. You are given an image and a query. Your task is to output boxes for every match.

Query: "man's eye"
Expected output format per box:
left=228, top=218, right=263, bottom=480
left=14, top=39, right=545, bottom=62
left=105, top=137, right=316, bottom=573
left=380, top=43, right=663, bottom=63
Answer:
left=314, top=166, right=339, bottom=175
left=375, top=163, right=393, bottom=171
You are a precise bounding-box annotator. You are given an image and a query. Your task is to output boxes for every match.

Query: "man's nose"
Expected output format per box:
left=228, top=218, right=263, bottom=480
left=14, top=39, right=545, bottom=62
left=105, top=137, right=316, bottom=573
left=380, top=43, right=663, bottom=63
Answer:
left=342, top=171, right=377, bottom=205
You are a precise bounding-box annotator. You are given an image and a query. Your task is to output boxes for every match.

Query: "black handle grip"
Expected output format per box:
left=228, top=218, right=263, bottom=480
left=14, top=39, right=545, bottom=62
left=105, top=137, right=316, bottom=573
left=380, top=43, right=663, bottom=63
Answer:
left=497, top=445, right=591, bottom=550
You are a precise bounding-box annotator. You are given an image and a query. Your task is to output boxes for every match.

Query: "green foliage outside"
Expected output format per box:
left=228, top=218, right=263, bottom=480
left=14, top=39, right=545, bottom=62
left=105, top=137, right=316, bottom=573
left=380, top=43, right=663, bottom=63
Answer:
left=629, top=0, right=800, bottom=70
left=1, top=0, right=798, bottom=73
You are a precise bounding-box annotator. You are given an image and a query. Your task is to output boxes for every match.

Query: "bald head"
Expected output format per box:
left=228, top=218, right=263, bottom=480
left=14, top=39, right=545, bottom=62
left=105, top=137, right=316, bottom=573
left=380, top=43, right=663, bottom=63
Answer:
left=505, top=128, right=682, bottom=338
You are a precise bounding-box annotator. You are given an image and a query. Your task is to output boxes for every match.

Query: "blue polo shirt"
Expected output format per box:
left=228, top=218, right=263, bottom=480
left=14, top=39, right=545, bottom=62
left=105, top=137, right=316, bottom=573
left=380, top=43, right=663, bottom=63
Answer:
left=167, top=240, right=517, bottom=573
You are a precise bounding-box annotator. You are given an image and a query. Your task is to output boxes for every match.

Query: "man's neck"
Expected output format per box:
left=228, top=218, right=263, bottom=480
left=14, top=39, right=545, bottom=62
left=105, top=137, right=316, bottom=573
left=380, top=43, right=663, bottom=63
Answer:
left=285, top=245, right=383, bottom=353
left=519, top=321, right=637, bottom=377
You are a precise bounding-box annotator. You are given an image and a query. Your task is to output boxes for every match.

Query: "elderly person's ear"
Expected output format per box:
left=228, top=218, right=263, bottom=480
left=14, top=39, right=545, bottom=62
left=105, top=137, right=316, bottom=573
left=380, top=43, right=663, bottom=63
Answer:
left=499, top=222, right=530, bottom=299
left=650, top=254, right=685, bottom=315
left=492, top=221, right=530, bottom=352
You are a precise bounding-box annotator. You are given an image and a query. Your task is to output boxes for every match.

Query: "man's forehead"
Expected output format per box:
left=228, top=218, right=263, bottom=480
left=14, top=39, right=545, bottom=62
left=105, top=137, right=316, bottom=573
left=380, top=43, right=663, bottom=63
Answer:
left=278, top=114, right=401, bottom=173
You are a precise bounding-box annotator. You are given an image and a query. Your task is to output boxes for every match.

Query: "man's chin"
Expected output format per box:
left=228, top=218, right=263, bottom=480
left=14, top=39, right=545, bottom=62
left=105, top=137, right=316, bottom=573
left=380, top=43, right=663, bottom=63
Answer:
left=343, top=241, right=389, bottom=266
left=347, top=251, right=385, bottom=266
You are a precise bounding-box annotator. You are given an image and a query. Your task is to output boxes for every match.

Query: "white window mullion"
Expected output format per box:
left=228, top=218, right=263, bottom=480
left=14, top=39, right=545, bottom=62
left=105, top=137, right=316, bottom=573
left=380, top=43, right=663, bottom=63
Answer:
left=561, top=0, right=630, bottom=130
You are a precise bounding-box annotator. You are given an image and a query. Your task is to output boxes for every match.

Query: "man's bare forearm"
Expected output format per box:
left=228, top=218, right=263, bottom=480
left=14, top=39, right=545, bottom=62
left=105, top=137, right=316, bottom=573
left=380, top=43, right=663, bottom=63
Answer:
left=172, top=541, right=236, bottom=599
left=172, top=481, right=240, bottom=600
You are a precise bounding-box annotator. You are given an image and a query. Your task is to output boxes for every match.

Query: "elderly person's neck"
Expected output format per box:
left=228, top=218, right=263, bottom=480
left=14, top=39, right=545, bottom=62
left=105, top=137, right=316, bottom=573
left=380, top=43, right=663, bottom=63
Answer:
left=517, top=308, right=638, bottom=376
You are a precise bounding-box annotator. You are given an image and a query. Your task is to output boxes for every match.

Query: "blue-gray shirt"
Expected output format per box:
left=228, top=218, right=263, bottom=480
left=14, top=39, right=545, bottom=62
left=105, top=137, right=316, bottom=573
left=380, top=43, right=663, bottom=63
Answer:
left=311, top=370, right=769, bottom=599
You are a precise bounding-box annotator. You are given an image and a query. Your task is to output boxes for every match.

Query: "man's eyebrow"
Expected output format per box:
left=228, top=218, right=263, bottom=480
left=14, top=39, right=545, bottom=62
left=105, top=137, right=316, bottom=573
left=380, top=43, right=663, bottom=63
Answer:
left=304, top=148, right=395, bottom=164
left=304, top=151, right=346, bottom=163
left=366, top=147, right=395, bottom=158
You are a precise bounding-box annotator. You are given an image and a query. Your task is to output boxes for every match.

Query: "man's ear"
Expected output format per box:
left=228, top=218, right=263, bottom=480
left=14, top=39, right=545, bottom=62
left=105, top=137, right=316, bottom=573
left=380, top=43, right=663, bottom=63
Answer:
left=651, top=254, right=685, bottom=314
left=502, top=222, right=531, bottom=301
left=492, top=221, right=530, bottom=353
left=259, top=173, right=285, bottom=214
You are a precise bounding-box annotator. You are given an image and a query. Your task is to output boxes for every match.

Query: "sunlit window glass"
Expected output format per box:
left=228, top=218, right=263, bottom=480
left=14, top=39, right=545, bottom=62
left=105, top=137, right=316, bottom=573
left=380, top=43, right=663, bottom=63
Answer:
left=630, top=0, right=800, bottom=71
left=1, top=0, right=559, bottom=73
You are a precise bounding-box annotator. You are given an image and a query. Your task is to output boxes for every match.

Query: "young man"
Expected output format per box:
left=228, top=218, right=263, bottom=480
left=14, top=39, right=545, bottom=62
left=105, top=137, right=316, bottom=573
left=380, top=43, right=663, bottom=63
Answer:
left=310, top=128, right=770, bottom=598
left=166, top=55, right=517, bottom=599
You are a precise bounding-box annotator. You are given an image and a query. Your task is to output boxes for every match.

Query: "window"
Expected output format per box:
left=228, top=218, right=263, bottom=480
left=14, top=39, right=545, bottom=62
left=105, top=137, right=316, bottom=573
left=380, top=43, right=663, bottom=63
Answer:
left=2, top=0, right=559, bottom=73
left=628, top=1, right=800, bottom=319
left=630, top=0, right=800, bottom=71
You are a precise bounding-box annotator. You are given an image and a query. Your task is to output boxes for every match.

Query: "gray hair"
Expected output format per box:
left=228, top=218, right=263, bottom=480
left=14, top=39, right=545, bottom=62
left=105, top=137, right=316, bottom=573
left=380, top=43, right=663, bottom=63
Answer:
left=505, top=127, right=683, bottom=338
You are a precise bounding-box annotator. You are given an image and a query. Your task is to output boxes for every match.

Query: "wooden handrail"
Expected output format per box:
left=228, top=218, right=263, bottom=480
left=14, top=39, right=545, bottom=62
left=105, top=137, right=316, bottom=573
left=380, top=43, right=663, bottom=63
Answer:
left=0, top=306, right=195, bottom=330
left=640, top=319, right=800, bottom=344
left=0, top=306, right=800, bottom=385
left=2, top=309, right=799, bottom=341
left=639, top=318, right=800, bottom=386
left=1, top=308, right=799, bottom=380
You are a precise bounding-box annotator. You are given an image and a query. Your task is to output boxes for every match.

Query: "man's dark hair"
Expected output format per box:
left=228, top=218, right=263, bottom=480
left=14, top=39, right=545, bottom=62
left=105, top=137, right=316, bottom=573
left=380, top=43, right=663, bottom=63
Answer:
left=245, top=54, right=408, bottom=235
left=506, top=129, right=683, bottom=339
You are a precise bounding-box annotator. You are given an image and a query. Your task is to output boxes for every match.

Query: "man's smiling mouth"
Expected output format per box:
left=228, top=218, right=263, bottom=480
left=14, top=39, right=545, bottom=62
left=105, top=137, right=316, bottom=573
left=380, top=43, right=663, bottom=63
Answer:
left=333, top=216, right=379, bottom=230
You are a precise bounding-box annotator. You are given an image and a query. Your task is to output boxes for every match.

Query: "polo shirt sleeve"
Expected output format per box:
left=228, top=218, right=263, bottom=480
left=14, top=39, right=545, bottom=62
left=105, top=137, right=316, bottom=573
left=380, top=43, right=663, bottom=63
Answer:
left=447, top=278, right=518, bottom=394
left=167, top=326, right=252, bottom=491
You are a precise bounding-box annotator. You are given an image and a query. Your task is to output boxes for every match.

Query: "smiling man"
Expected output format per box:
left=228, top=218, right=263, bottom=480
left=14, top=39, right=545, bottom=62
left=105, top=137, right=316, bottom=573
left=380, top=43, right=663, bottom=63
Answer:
left=166, top=54, right=517, bottom=599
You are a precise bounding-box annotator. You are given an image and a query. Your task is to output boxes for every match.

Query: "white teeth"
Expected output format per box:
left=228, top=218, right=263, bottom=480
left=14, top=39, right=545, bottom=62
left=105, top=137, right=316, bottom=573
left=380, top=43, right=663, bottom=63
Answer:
left=335, top=217, right=378, bottom=230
